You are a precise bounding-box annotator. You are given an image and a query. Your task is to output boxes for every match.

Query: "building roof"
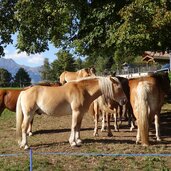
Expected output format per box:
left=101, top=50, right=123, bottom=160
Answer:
left=142, top=51, right=170, bottom=63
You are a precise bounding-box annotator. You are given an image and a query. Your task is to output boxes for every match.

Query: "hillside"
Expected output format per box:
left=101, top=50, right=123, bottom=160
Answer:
left=0, top=58, right=42, bottom=83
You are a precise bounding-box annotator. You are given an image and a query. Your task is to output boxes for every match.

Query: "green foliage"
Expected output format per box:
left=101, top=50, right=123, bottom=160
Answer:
left=0, top=68, right=12, bottom=87
left=1, top=0, right=171, bottom=71
left=40, top=58, right=52, bottom=81
left=13, top=67, right=31, bottom=87
left=0, top=0, right=18, bottom=56
left=51, top=49, right=76, bottom=80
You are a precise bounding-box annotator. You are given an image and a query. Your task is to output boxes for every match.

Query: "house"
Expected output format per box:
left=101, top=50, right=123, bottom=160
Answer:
left=142, top=51, right=170, bottom=64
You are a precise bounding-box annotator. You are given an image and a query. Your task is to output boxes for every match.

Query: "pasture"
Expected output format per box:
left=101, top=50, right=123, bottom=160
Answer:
left=0, top=102, right=171, bottom=170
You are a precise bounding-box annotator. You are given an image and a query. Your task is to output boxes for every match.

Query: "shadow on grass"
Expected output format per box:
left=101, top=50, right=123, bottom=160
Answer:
left=33, top=127, right=94, bottom=135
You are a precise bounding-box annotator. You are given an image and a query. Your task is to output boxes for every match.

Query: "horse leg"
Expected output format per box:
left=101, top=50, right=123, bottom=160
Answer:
left=113, top=108, right=119, bottom=132
left=128, top=104, right=136, bottom=131
left=130, top=119, right=136, bottom=131
left=69, top=110, right=82, bottom=147
left=75, top=113, right=85, bottom=146
left=118, top=105, right=123, bottom=127
left=136, top=127, right=141, bottom=144
left=20, top=114, right=31, bottom=150
left=27, top=117, right=34, bottom=136
left=101, top=111, right=106, bottom=132
left=154, top=114, right=161, bottom=141
left=107, top=113, right=113, bottom=137
left=93, top=112, right=99, bottom=137
left=93, top=102, right=99, bottom=137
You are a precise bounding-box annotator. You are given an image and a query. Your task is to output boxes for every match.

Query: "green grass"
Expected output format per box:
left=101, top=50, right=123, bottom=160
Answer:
left=0, top=109, right=15, bottom=119
left=0, top=105, right=171, bottom=170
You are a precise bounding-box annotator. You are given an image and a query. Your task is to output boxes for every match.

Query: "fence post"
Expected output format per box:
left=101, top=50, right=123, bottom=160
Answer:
left=29, top=148, right=33, bottom=171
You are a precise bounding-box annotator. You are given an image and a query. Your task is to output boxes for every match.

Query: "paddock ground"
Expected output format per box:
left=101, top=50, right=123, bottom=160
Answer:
left=0, top=103, right=171, bottom=170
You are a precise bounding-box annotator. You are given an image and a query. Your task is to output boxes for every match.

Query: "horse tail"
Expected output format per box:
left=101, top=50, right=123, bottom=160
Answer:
left=137, top=83, right=149, bottom=146
left=59, top=71, right=66, bottom=85
left=16, top=92, right=23, bottom=144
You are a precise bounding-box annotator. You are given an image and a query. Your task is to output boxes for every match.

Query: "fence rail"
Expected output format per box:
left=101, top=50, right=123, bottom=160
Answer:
left=1, top=149, right=171, bottom=171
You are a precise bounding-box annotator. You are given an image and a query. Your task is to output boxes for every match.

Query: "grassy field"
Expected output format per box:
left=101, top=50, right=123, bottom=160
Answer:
left=0, top=103, right=171, bottom=170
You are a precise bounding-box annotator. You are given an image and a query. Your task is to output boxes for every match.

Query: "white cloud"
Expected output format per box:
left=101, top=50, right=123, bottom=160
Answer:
left=4, top=49, right=44, bottom=67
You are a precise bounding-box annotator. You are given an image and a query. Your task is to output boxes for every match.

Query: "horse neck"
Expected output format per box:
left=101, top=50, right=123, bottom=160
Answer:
left=81, top=78, right=102, bottom=101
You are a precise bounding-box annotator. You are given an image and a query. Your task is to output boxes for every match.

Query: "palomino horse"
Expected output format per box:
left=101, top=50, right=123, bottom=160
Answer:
left=59, top=67, right=96, bottom=85
left=90, top=76, right=135, bottom=137
left=90, top=96, right=121, bottom=137
left=0, top=82, right=61, bottom=135
left=129, top=72, right=170, bottom=146
left=16, top=76, right=127, bottom=149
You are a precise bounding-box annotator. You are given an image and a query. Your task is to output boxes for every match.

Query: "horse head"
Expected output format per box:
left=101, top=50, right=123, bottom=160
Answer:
left=109, top=76, right=127, bottom=105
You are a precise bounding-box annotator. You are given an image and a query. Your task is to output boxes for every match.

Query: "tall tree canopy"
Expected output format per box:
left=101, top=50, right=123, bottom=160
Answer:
left=14, top=67, right=31, bottom=87
left=51, top=49, right=76, bottom=80
left=1, top=0, right=171, bottom=65
left=40, top=58, right=52, bottom=81
left=0, top=68, right=12, bottom=87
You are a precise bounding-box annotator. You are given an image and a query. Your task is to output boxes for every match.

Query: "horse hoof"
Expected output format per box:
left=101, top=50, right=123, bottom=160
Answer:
left=101, top=129, right=106, bottom=132
left=130, top=128, right=133, bottom=132
left=28, top=132, right=33, bottom=136
left=157, top=138, right=161, bottom=142
left=136, top=141, right=140, bottom=145
left=142, top=143, right=149, bottom=147
left=107, top=133, right=113, bottom=137
left=93, top=133, right=99, bottom=137
left=76, top=139, right=82, bottom=146
left=24, top=145, right=30, bottom=150
left=70, top=142, right=77, bottom=147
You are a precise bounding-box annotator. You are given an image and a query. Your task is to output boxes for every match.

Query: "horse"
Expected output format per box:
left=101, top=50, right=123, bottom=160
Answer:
left=0, top=82, right=61, bottom=135
left=129, top=71, right=170, bottom=146
left=16, top=76, right=127, bottom=150
left=90, top=76, right=135, bottom=137
left=59, top=67, right=96, bottom=85
left=90, top=96, right=121, bottom=137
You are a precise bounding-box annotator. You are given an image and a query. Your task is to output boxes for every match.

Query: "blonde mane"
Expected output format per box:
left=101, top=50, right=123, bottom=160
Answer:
left=98, top=77, right=115, bottom=101
left=67, top=76, right=116, bottom=100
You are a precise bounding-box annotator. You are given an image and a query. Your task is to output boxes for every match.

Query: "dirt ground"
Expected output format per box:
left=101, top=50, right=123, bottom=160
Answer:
left=1, top=103, right=171, bottom=170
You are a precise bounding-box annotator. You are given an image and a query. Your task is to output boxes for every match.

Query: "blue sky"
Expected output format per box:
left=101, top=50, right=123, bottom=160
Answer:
left=4, top=34, right=58, bottom=68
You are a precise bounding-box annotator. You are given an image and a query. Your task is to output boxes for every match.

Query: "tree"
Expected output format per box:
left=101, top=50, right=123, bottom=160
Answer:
left=51, top=49, right=76, bottom=80
left=1, top=0, right=171, bottom=68
left=74, top=57, right=83, bottom=70
left=13, top=67, right=31, bottom=87
left=0, top=68, right=12, bottom=87
left=40, top=58, right=52, bottom=81
left=113, top=0, right=171, bottom=57
left=0, top=0, right=18, bottom=56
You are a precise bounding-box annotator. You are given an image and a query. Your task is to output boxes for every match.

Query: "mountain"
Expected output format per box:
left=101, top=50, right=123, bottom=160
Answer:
left=0, top=58, right=42, bottom=83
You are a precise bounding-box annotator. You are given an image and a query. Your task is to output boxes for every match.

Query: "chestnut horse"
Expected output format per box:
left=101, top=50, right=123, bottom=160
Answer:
left=59, top=67, right=96, bottom=85
left=16, top=76, right=127, bottom=149
left=0, top=82, right=61, bottom=135
left=129, top=72, right=170, bottom=146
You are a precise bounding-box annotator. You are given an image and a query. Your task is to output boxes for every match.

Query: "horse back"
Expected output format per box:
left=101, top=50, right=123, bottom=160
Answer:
left=129, top=73, right=170, bottom=115
left=60, top=71, right=78, bottom=84
left=5, top=89, right=24, bottom=111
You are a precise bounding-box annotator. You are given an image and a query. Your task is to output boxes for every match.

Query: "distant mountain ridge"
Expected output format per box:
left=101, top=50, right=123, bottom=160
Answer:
left=0, top=58, right=42, bottom=83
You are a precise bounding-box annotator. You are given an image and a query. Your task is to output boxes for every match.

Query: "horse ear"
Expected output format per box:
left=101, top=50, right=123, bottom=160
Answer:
left=109, top=76, right=118, bottom=84
left=110, top=71, right=116, bottom=77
